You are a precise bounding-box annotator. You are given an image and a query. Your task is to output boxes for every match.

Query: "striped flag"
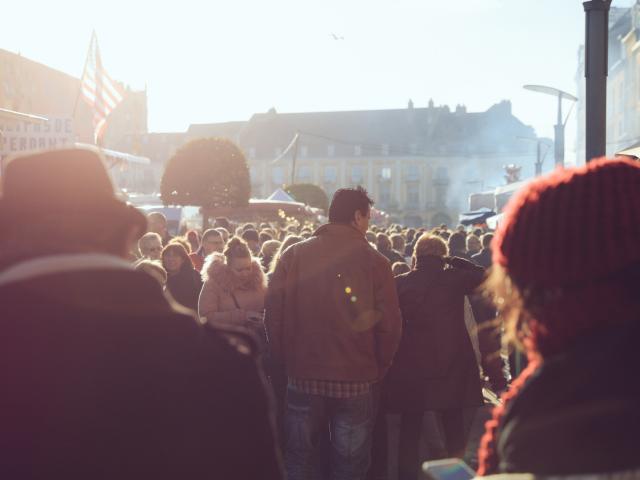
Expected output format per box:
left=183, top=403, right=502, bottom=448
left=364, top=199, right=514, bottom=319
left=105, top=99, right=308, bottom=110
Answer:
left=80, top=31, right=124, bottom=143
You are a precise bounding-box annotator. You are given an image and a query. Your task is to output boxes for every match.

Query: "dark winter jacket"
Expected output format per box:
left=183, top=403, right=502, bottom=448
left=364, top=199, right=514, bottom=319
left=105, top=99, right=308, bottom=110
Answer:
left=265, top=223, right=402, bottom=382
left=0, top=254, right=282, bottom=480
left=496, top=320, right=640, bottom=476
left=166, top=262, right=202, bottom=311
left=471, top=248, right=492, bottom=269
left=379, top=247, right=406, bottom=265
left=383, top=255, right=486, bottom=412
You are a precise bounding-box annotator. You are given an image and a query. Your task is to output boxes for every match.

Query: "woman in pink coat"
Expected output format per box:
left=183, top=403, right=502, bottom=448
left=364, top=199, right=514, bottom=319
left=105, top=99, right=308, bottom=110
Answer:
left=198, top=237, right=267, bottom=331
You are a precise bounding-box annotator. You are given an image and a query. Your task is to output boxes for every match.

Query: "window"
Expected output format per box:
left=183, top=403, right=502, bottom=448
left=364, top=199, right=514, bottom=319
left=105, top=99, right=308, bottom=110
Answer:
left=324, top=166, right=338, bottom=183
left=406, top=164, right=420, bottom=181
left=272, top=166, right=284, bottom=184
left=327, top=145, right=335, bottom=157
left=297, top=165, right=312, bottom=181
left=351, top=165, right=364, bottom=184
left=381, top=167, right=392, bottom=180
left=354, top=145, right=362, bottom=156
left=250, top=166, right=260, bottom=185
left=407, top=183, right=419, bottom=207
left=379, top=182, right=392, bottom=206
left=435, top=166, right=449, bottom=181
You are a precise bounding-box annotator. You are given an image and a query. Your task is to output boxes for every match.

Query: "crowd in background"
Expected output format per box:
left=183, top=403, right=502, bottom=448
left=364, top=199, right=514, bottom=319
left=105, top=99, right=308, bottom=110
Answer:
left=132, top=205, right=508, bottom=480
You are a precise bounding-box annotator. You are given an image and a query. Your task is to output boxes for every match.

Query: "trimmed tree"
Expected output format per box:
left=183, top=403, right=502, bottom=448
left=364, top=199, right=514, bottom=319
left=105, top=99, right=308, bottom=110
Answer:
left=161, top=137, right=250, bottom=224
left=284, top=183, right=330, bottom=212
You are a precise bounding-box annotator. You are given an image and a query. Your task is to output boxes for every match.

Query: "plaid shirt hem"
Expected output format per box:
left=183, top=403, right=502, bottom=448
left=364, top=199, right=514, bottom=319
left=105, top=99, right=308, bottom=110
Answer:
left=288, top=377, right=371, bottom=399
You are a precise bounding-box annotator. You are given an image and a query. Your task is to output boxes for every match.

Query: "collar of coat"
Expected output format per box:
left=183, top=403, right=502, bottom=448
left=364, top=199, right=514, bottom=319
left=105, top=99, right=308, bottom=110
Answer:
left=0, top=253, right=133, bottom=288
left=313, top=223, right=367, bottom=242
left=415, top=255, right=446, bottom=271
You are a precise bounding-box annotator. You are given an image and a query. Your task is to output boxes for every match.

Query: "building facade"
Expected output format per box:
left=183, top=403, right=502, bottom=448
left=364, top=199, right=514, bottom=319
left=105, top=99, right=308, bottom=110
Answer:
left=135, top=100, right=539, bottom=227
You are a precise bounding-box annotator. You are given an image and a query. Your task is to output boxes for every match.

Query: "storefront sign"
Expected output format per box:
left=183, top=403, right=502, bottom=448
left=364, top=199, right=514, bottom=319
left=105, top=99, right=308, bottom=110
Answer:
left=0, top=116, right=75, bottom=156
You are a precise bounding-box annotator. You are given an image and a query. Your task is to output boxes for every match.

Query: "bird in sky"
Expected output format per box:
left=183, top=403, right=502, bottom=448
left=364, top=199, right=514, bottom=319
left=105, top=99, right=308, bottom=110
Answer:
left=331, top=33, right=344, bottom=40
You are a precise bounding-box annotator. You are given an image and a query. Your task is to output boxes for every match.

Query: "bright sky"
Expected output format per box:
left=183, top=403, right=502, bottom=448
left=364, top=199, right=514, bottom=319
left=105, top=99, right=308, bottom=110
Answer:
left=2, top=0, right=636, bottom=161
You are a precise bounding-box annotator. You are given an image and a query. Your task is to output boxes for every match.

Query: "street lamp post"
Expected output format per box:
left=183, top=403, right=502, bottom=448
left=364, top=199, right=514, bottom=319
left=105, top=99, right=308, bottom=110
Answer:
left=516, top=136, right=552, bottom=176
left=523, top=85, right=577, bottom=168
left=583, top=0, right=612, bottom=162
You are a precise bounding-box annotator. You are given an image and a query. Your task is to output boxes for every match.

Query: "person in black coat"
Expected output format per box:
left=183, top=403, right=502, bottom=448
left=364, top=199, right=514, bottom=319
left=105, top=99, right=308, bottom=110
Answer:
left=0, top=148, right=283, bottom=480
left=470, top=233, right=494, bottom=269
left=382, top=233, right=486, bottom=480
left=162, top=242, right=203, bottom=311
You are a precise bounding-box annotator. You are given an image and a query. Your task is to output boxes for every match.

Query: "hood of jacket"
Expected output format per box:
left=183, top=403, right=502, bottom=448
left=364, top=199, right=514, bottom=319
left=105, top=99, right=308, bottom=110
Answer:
left=202, top=252, right=266, bottom=293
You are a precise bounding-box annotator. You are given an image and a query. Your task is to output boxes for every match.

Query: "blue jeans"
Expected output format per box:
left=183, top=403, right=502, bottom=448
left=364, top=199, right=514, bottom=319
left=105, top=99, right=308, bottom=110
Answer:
left=285, top=385, right=377, bottom=480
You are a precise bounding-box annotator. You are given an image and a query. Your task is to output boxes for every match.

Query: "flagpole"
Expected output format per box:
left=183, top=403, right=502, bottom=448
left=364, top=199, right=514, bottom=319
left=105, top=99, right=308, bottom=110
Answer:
left=72, top=31, right=95, bottom=130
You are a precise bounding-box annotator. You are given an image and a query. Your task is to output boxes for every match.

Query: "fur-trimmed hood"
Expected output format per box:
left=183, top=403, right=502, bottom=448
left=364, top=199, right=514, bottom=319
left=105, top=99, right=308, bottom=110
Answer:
left=201, top=252, right=266, bottom=293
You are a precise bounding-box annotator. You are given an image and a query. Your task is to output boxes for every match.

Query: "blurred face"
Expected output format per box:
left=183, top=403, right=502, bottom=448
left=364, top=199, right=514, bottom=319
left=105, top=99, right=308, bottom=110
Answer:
left=230, top=256, right=253, bottom=283
left=203, top=234, right=225, bottom=255
left=144, top=237, right=163, bottom=260
left=163, top=249, right=184, bottom=274
left=247, top=240, right=260, bottom=255
left=352, top=208, right=370, bottom=235
left=148, top=216, right=167, bottom=236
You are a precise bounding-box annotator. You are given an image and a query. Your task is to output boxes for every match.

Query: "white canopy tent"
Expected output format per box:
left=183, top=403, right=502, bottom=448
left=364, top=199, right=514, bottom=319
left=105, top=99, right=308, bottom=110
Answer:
left=267, top=188, right=296, bottom=203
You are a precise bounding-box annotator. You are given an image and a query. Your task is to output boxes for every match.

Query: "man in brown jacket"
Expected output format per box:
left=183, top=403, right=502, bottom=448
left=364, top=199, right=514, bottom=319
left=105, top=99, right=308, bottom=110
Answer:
left=265, top=187, right=402, bottom=480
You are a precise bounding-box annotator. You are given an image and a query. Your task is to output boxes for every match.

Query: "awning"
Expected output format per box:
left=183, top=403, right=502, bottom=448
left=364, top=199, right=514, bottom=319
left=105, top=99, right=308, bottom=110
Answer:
left=75, top=143, right=150, bottom=166
left=616, top=141, right=640, bottom=158
left=267, top=188, right=296, bottom=203
left=459, top=207, right=497, bottom=226
left=0, top=108, right=48, bottom=124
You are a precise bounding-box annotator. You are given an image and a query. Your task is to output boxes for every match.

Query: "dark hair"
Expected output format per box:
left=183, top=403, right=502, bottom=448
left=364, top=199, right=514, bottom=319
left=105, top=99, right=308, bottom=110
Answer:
left=481, top=232, right=494, bottom=249
left=259, top=232, right=273, bottom=244
left=213, top=217, right=232, bottom=231
left=392, top=261, right=411, bottom=276
left=328, top=187, right=374, bottom=224
left=376, top=233, right=391, bottom=251
left=196, top=229, right=223, bottom=255
left=448, top=231, right=466, bottom=253
left=242, top=229, right=259, bottom=243
left=161, top=242, right=192, bottom=272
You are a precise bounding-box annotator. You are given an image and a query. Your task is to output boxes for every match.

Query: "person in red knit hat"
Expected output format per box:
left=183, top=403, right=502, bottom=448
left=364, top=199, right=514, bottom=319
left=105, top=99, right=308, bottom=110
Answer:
left=477, top=158, right=640, bottom=477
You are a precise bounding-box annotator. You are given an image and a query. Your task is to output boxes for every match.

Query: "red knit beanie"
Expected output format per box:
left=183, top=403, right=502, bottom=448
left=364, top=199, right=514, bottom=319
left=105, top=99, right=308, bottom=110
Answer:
left=478, top=158, right=640, bottom=476
left=492, top=157, right=640, bottom=355
left=493, top=157, right=640, bottom=288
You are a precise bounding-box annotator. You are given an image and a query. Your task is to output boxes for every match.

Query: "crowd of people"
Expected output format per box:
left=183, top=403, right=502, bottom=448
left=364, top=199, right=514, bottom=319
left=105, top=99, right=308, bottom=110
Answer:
left=0, top=146, right=638, bottom=480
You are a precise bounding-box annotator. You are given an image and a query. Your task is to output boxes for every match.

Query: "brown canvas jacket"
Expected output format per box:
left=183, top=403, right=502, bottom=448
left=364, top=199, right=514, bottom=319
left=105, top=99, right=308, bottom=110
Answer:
left=265, top=223, right=402, bottom=382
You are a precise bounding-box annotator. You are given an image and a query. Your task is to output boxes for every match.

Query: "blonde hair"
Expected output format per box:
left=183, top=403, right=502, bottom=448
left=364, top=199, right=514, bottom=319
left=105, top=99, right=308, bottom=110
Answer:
left=135, top=259, right=168, bottom=286
left=414, top=233, right=449, bottom=258
left=261, top=239, right=281, bottom=258
left=269, top=235, right=303, bottom=273
left=466, top=234, right=482, bottom=253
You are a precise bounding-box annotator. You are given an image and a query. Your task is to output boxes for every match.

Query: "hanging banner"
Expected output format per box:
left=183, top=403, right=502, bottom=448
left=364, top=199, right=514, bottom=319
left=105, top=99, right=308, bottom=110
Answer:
left=0, top=116, right=75, bottom=157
